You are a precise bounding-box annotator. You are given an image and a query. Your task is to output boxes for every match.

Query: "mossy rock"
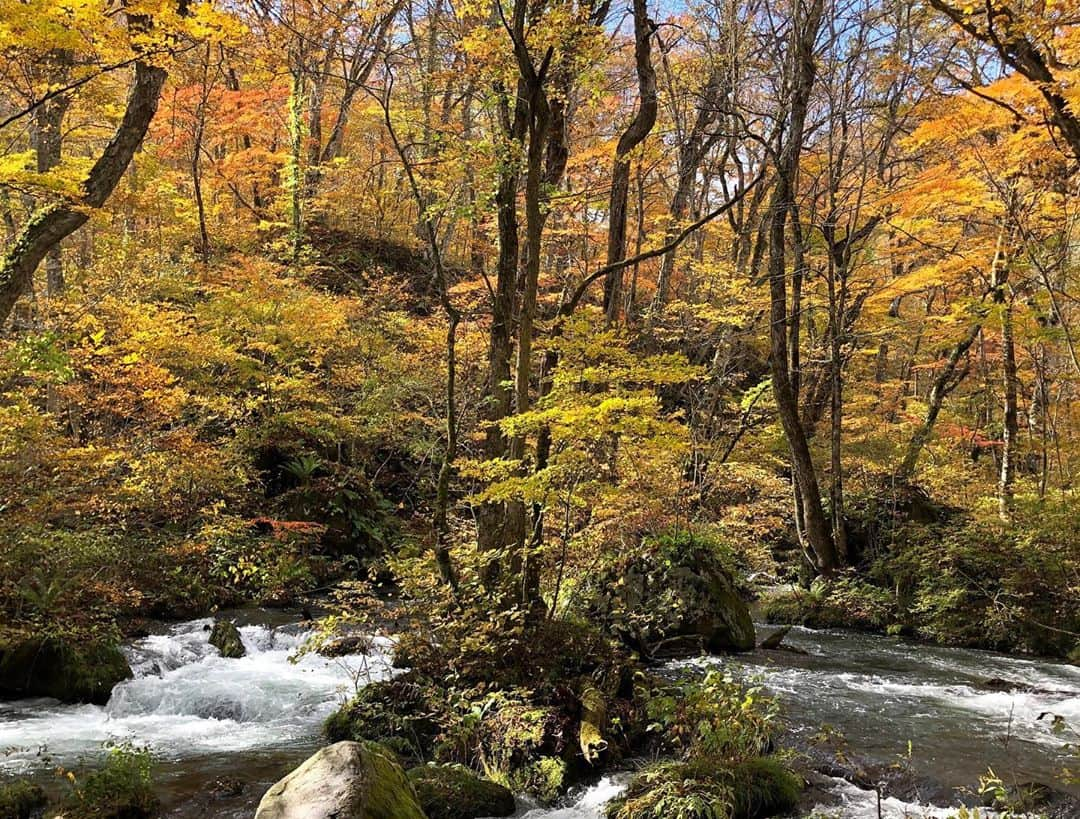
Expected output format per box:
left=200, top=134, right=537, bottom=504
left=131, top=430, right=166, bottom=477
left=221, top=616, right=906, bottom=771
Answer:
left=325, top=673, right=443, bottom=765
left=407, top=764, right=515, bottom=819
left=0, top=779, right=46, bottom=819
left=209, top=620, right=246, bottom=659
left=585, top=531, right=755, bottom=657
left=605, top=755, right=801, bottom=819
left=1068, top=643, right=1080, bottom=666
left=730, top=756, right=803, bottom=819
left=255, top=741, right=426, bottom=819
left=503, top=756, right=568, bottom=806
left=0, top=637, right=132, bottom=705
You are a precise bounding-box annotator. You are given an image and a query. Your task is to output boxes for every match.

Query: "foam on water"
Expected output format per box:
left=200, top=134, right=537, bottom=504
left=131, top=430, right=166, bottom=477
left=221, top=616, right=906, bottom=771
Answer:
left=813, top=777, right=1004, bottom=818
left=0, top=618, right=392, bottom=774
left=511, top=775, right=628, bottom=819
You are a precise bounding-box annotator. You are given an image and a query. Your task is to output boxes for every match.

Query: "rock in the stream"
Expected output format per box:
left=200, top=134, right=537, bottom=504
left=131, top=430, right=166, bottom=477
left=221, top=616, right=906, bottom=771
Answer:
left=0, top=636, right=132, bottom=704
left=407, top=764, right=516, bottom=819
left=209, top=620, right=246, bottom=659
left=254, top=740, right=426, bottom=819
left=759, top=626, right=791, bottom=650
left=586, top=532, right=755, bottom=657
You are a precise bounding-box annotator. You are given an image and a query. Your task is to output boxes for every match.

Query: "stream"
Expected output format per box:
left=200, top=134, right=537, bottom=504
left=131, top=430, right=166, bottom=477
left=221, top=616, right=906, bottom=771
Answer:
left=1, top=613, right=1077, bottom=818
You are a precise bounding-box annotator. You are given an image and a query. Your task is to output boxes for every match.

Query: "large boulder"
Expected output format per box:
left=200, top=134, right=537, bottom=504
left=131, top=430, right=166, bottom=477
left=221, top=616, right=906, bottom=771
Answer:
left=209, top=620, right=246, bottom=659
left=586, top=531, right=755, bottom=657
left=0, top=637, right=132, bottom=704
left=407, top=764, right=515, bottom=819
left=255, top=741, right=426, bottom=819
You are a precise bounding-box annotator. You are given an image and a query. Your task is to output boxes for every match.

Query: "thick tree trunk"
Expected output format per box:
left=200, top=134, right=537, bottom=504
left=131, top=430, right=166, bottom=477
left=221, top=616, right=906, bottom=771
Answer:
left=0, top=61, right=168, bottom=326
left=34, top=77, right=70, bottom=296
left=764, top=0, right=837, bottom=574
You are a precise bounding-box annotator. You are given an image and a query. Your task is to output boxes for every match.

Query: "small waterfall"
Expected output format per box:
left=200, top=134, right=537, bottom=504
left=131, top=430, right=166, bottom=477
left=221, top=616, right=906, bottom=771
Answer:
left=0, top=617, right=392, bottom=775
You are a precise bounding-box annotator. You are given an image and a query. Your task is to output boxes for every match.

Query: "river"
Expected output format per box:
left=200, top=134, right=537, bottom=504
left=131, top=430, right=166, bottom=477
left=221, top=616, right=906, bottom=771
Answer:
left=0, top=613, right=1076, bottom=818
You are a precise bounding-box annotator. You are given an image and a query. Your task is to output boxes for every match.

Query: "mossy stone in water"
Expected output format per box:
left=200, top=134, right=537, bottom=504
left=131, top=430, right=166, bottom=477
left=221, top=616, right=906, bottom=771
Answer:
left=324, top=674, right=442, bottom=765
left=255, top=741, right=426, bottom=819
left=605, top=755, right=801, bottom=819
left=729, top=756, right=803, bottom=819
left=0, top=637, right=132, bottom=705
left=504, top=756, right=568, bottom=806
left=209, top=620, right=246, bottom=659
left=407, top=764, right=515, bottom=819
left=586, top=531, right=755, bottom=657
left=0, top=779, right=46, bottom=819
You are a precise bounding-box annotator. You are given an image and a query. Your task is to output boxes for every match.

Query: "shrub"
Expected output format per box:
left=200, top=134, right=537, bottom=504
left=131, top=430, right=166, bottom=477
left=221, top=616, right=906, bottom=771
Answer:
left=63, top=743, right=158, bottom=819
left=605, top=755, right=801, bottom=819
left=0, top=779, right=46, bottom=819
left=645, top=670, right=779, bottom=759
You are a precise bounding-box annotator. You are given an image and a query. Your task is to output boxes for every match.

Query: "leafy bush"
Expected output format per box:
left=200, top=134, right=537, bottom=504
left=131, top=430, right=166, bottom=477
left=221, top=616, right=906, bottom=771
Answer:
left=762, top=574, right=895, bottom=633
left=887, top=503, right=1080, bottom=655
left=62, top=743, right=158, bottom=819
left=605, top=755, right=801, bottom=819
left=646, top=670, right=779, bottom=759
left=0, top=779, right=46, bottom=819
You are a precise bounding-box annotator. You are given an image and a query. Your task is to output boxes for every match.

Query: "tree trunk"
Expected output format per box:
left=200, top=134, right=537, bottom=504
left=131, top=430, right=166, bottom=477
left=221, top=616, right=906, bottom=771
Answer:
left=999, top=297, right=1018, bottom=520
left=602, top=0, right=656, bottom=324
left=764, top=0, right=837, bottom=574
left=898, top=322, right=981, bottom=479
left=33, top=67, right=71, bottom=296
left=0, top=60, right=168, bottom=326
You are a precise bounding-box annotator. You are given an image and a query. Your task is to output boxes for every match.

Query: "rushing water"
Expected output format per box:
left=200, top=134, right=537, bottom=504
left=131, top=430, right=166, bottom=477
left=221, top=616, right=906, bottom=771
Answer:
left=0, top=612, right=394, bottom=816
left=689, top=624, right=1080, bottom=802
left=1, top=614, right=1077, bottom=818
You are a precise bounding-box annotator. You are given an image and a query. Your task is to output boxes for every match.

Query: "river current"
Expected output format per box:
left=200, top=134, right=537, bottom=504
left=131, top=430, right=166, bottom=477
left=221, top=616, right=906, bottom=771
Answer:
left=0, top=613, right=1076, bottom=817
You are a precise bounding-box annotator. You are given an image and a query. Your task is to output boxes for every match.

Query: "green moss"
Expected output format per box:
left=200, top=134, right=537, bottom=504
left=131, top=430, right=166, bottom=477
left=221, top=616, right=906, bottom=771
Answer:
left=324, top=674, right=443, bottom=764
left=503, top=756, right=568, bottom=806
left=729, top=757, right=802, bottom=819
left=0, top=637, right=132, bottom=705
left=605, top=755, right=801, bottom=819
left=209, top=620, right=246, bottom=659
left=407, top=764, right=515, bottom=819
left=0, top=779, right=46, bottom=819
left=585, top=528, right=754, bottom=657
left=761, top=578, right=893, bottom=634
left=352, top=742, right=428, bottom=819
left=255, top=741, right=426, bottom=819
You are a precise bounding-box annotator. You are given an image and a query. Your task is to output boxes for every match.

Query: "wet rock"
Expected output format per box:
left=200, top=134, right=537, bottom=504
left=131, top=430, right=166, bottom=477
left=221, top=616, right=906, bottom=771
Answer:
left=319, top=633, right=373, bottom=658
left=0, top=637, right=132, bottom=705
left=759, top=626, right=792, bottom=650
left=208, top=777, right=245, bottom=799
left=209, top=620, right=246, bottom=659
left=255, top=740, right=426, bottom=819
left=407, top=764, right=515, bottom=819
left=979, top=677, right=1070, bottom=697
